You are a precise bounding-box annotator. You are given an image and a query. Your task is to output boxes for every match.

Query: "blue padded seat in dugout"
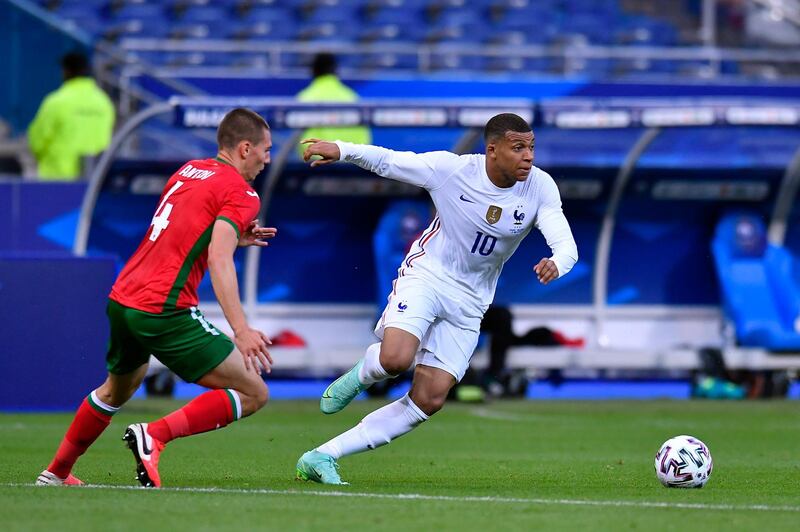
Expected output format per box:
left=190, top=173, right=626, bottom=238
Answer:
left=712, top=213, right=800, bottom=351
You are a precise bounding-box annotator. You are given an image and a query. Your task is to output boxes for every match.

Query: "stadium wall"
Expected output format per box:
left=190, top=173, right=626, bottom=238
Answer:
left=0, top=0, right=91, bottom=135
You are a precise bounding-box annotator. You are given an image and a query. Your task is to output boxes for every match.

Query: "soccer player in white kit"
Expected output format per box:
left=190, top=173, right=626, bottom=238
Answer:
left=296, top=113, right=578, bottom=484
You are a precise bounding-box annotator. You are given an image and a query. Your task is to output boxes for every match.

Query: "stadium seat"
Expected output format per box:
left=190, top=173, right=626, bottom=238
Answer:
left=169, top=23, right=212, bottom=40
left=712, top=213, right=800, bottom=351
left=105, top=18, right=172, bottom=41
left=299, top=4, right=362, bottom=24
left=366, top=5, right=426, bottom=27
left=226, top=20, right=298, bottom=41
left=424, top=23, right=488, bottom=45
left=178, top=5, right=233, bottom=24
left=243, top=6, right=296, bottom=23
left=428, top=52, right=484, bottom=71
left=296, top=22, right=359, bottom=42
left=429, top=6, right=486, bottom=27
left=110, top=3, right=167, bottom=22
left=355, top=51, right=419, bottom=71
left=358, top=23, right=426, bottom=43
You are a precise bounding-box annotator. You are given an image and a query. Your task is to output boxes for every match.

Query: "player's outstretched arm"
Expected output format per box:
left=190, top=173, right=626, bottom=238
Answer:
left=301, top=138, right=341, bottom=167
left=309, top=139, right=460, bottom=190
left=238, top=219, right=277, bottom=247
left=208, top=220, right=273, bottom=375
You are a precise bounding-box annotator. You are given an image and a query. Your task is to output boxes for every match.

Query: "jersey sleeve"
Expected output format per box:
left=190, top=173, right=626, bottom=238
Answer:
left=535, top=172, right=579, bottom=278
left=335, top=141, right=463, bottom=190
left=217, top=182, right=260, bottom=238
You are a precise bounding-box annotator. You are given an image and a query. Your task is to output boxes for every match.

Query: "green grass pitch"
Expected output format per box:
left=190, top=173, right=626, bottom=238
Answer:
left=2, top=399, right=799, bottom=531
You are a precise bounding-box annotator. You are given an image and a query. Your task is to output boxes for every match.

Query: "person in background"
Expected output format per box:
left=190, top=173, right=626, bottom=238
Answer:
left=295, top=53, right=371, bottom=157
left=27, top=52, right=115, bottom=180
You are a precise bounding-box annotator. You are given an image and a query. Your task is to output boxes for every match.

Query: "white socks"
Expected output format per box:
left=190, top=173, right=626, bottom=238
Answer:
left=316, top=394, right=429, bottom=459
left=358, top=343, right=392, bottom=385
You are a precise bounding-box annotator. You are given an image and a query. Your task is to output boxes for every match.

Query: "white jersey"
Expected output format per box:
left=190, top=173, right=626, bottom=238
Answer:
left=336, top=141, right=578, bottom=313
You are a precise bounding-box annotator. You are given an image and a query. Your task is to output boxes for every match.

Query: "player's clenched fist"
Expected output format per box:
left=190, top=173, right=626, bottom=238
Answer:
left=301, top=138, right=341, bottom=167
left=534, top=258, right=559, bottom=285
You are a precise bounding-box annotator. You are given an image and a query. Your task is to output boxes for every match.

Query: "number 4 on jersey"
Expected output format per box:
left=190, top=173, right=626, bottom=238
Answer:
left=149, top=181, right=184, bottom=241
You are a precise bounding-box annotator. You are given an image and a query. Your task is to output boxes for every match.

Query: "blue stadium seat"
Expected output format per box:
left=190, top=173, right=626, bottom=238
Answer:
left=355, top=51, right=418, bottom=71
left=428, top=53, right=484, bottom=71
left=243, top=6, right=296, bottom=23
left=162, top=51, right=209, bottom=67
left=492, top=5, right=559, bottom=35
left=170, top=0, right=239, bottom=9
left=226, top=20, right=298, bottom=41
left=366, top=5, right=426, bottom=26
left=561, top=57, right=613, bottom=77
left=105, top=18, right=172, bottom=40
left=424, top=23, right=488, bottom=44
left=177, top=5, right=233, bottom=24
left=614, top=16, right=679, bottom=46
left=613, top=57, right=679, bottom=76
left=227, top=54, right=271, bottom=69
left=129, top=50, right=170, bottom=65
left=296, top=22, right=359, bottom=41
left=483, top=56, right=527, bottom=72
left=712, top=213, right=800, bottom=351
left=110, top=3, right=167, bottom=22
left=168, top=23, right=212, bottom=40
left=429, top=6, right=486, bottom=27
left=358, top=23, right=426, bottom=43
left=300, top=5, right=363, bottom=24
left=561, top=13, right=617, bottom=44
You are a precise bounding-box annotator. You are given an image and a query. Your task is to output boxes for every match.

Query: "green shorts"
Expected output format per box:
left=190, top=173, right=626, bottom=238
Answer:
left=105, top=299, right=234, bottom=383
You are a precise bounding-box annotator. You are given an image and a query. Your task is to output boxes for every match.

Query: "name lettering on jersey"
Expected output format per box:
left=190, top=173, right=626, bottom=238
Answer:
left=486, top=205, right=502, bottom=225
left=178, top=164, right=216, bottom=180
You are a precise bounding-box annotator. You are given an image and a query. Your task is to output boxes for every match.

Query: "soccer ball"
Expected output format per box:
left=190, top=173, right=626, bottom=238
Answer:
left=654, top=435, right=713, bottom=488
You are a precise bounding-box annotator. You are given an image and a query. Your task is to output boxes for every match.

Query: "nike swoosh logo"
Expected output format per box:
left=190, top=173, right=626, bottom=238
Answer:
left=139, top=426, right=152, bottom=456
left=459, top=194, right=475, bottom=203
left=246, top=191, right=259, bottom=197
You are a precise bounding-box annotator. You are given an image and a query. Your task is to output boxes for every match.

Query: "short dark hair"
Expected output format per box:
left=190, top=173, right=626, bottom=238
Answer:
left=61, top=52, right=89, bottom=78
left=484, top=113, right=532, bottom=142
left=217, top=108, right=269, bottom=150
left=311, top=53, right=337, bottom=78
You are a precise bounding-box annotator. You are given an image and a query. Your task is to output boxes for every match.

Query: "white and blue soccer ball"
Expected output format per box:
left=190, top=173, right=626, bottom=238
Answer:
left=654, top=435, right=713, bottom=488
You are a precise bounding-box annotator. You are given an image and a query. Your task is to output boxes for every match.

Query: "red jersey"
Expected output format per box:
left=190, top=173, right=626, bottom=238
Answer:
left=110, top=158, right=260, bottom=313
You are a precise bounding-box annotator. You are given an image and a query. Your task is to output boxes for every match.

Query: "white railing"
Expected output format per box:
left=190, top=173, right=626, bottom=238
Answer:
left=117, top=38, right=800, bottom=78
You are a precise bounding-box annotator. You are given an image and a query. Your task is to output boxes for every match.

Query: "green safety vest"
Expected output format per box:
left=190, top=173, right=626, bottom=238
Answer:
left=296, top=74, right=372, bottom=156
left=27, top=77, right=115, bottom=180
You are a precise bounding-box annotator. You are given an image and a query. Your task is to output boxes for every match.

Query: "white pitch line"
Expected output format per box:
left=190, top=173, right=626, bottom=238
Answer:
left=468, top=406, right=530, bottom=422
left=5, top=483, right=800, bottom=513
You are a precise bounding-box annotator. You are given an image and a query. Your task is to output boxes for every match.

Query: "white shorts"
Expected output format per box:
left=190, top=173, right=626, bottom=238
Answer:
left=374, top=273, right=483, bottom=382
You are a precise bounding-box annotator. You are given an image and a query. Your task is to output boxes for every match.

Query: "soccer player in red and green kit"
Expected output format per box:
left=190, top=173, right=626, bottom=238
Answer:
left=36, top=108, right=277, bottom=488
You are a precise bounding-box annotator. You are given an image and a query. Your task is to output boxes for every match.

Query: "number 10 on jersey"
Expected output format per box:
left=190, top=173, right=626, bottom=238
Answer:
left=471, top=231, right=497, bottom=256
